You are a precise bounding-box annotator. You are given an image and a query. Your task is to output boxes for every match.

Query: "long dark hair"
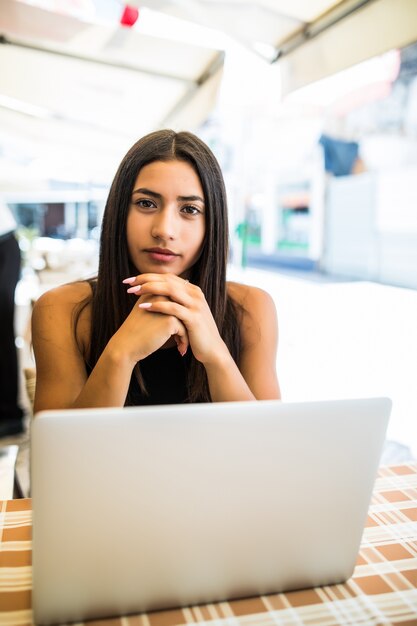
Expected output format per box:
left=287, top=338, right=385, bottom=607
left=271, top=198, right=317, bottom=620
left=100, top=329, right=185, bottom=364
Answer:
left=85, top=129, right=241, bottom=403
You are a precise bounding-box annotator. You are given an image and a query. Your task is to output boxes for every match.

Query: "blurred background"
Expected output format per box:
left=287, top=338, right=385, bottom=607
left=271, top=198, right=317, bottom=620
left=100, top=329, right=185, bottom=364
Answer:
left=1, top=0, right=416, bottom=489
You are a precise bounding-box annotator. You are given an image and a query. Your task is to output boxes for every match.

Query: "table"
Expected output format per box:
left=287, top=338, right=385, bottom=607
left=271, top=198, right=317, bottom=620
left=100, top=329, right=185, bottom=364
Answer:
left=1, top=463, right=416, bottom=626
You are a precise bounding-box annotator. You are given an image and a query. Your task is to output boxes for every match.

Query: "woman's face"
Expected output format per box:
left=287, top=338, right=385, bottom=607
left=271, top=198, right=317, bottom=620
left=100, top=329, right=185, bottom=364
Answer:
left=126, top=159, right=206, bottom=278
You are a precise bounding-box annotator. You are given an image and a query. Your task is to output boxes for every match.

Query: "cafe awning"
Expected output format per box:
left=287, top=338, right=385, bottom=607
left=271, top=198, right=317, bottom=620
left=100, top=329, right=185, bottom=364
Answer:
left=134, top=0, right=417, bottom=93
left=0, top=0, right=224, bottom=183
left=1, top=0, right=416, bottom=185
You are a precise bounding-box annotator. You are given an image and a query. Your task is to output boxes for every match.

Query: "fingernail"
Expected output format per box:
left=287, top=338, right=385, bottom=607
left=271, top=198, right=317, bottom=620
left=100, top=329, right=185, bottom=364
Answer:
left=138, top=302, right=152, bottom=309
left=180, top=347, right=188, bottom=357
left=122, top=276, right=136, bottom=284
left=127, top=285, right=141, bottom=293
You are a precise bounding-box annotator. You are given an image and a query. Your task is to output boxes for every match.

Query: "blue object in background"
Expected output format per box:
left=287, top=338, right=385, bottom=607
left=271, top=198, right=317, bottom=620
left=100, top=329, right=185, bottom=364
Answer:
left=319, top=134, right=359, bottom=177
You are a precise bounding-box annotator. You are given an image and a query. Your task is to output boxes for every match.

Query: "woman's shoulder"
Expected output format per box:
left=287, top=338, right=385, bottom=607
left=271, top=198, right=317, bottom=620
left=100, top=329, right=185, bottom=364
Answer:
left=226, top=281, right=276, bottom=310
left=226, top=281, right=278, bottom=348
left=32, top=281, right=93, bottom=339
left=32, top=280, right=93, bottom=358
left=33, top=280, right=93, bottom=310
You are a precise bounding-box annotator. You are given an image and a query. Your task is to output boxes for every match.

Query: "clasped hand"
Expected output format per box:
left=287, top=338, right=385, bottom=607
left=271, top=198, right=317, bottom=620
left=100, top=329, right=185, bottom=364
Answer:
left=121, top=273, right=228, bottom=365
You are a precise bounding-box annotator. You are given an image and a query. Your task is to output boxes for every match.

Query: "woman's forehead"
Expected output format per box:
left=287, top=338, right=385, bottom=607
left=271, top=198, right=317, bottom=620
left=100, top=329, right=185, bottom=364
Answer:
left=133, top=159, right=204, bottom=198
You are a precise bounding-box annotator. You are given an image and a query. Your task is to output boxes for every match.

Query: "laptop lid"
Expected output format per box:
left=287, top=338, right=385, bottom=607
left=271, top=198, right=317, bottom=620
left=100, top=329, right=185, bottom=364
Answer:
left=31, top=397, right=391, bottom=624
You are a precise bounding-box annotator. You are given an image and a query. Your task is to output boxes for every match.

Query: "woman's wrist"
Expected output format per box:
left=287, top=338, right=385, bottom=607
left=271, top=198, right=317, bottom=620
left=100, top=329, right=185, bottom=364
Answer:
left=203, top=344, right=256, bottom=402
left=104, top=339, right=138, bottom=371
left=201, top=341, right=234, bottom=371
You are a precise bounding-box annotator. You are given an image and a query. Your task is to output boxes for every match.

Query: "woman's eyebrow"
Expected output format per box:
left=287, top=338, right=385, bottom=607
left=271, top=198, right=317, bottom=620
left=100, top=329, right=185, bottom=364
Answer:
left=177, top=194, right=205, bottom=204
left=132, top=187, right=161, bottom=199
left=132, top=188, right=204, bottom=204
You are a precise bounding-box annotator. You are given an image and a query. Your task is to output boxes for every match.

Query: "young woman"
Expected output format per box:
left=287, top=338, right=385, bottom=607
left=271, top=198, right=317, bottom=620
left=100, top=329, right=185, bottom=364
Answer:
left=32, top=130, right=280, bottom=411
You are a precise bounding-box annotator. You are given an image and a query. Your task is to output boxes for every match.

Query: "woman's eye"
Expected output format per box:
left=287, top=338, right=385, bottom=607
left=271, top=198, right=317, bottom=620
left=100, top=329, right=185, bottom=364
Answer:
left=136, top=199, right=155, bottom=209
left=181, top=205, right=201, bottom=216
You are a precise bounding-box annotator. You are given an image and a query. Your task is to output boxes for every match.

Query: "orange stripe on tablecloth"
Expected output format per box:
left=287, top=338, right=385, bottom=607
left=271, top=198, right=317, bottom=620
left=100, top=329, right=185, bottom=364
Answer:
left=402, top=570, right=417, bottom=586
left=205, top=603, right=223, bottom=620
left=381, top=490, right=412, bottom=502
left=187, top=604, right=218, bottom=624
left=199, top=603, right=222, bottom=619
left=353, top=574, right=395, bottom=595
left=360, top=546, right=385, bottom=565
left=2, top=498, right=32, bottom=513
left=146, top=607, right=188, bottom=626
left=383, top=570, right=417, bottom=592
left=401, top=508, right=417, bottom=521
left=4, top=500, right=32, bottom=513
left=368, top=505, right=416, bottom=528
left=193, top=605, right=212, bottom=621
left=391, top=621, right=417, bottom=626
left=260, top=593, right=288, bottom=611
left=355, top=534, right=417, bottom=594
left=2, top=526, right=32, bottom=542
left=214, top=601, right=232, bottom=619
left=0, top=589, right=31, bottom=612
left=180, top=606, right=197, bottom=623
left=377, top=543, right=416, bottom=561
left=389, top=465, right=417, bottom=475
left=314, top=585, right=357, bottom=624
left=0, top=550, right=31, bottom=567
left=226, top=595, right=267, bottom=616
left=284, top=588, right=324, bottom=608
left=328, top=584, right=354, bottom=601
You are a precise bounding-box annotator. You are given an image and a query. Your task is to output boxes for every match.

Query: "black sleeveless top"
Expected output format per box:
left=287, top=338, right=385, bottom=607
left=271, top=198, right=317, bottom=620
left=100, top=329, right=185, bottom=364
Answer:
left=86, top=346, right=189, bottom=405
left=127, top=347, right=189, bottom=405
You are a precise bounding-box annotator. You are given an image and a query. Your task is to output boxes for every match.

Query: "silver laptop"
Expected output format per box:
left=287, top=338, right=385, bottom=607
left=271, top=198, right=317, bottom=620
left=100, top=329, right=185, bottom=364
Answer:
left=31, top=397, right=391, bottom=625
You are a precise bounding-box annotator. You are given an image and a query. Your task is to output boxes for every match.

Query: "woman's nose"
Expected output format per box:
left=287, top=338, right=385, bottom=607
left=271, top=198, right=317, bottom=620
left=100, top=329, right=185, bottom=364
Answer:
left=151, top=208, right=178, bottom=240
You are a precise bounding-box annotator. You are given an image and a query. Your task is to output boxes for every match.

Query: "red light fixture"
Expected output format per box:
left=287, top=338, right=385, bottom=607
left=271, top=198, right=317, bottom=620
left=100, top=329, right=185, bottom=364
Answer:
left=120, top=5, right=139, bottom=27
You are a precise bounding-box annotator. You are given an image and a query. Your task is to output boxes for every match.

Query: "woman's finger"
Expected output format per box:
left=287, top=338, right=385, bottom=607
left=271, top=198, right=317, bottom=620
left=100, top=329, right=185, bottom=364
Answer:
left=129, top=279, right=192, bottom=305
left=124, top=273, right=190, bottom=288
left=170, top=318, right=189, bottom=357
left=138, top=299, right=191, bottom=324
left=173, top=333, right=188, bottom=357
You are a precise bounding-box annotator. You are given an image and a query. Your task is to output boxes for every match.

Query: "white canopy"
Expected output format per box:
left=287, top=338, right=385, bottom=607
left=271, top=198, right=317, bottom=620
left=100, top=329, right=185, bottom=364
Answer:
left=1, top=0, right=416, bottom=186
left=0, top=0, right=224, bottom=184
left=132, top=0, right=417, bottom=92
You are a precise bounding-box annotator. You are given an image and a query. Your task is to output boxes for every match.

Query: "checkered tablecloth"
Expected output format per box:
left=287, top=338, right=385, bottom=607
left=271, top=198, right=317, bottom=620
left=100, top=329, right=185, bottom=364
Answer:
left=1, top=464, right=416, bottom=626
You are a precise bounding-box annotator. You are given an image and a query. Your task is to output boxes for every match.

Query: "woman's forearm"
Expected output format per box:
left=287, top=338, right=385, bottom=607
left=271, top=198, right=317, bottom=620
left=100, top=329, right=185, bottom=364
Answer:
left=204, top=350, right=256, bottom=402
left=72, top=345, right=135, bottom=408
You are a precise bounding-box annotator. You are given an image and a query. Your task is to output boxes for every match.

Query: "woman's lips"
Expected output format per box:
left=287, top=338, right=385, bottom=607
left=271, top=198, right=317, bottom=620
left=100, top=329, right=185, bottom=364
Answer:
left=145, top=248, right=179, bottom=263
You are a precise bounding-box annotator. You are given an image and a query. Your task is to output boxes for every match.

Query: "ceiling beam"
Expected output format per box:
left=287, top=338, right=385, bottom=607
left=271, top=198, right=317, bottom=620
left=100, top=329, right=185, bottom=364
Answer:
left=273, top=0, right=375, bottom=62
left=0, top=34, right=196, bottom=85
